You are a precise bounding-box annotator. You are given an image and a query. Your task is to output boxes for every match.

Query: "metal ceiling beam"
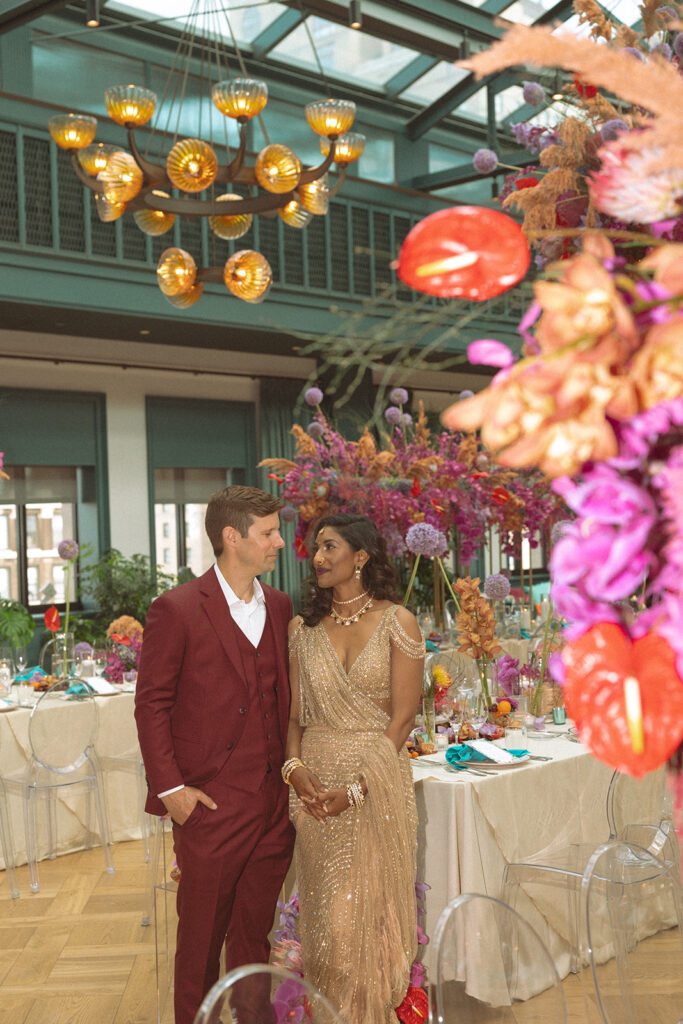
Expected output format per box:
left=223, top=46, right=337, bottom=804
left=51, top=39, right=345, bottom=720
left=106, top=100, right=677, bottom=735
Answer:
left=250, top=8, right=304, bottom=60
left=384, top=54, right=439, bottom=100
left=0, top=0, right=69, bottom=33
left=533, top=0, right=574, bottom=24
left=406, top=68, right=520, bottom=140
left=281, top=0, right=508, bottom=62
left=408, top=148, right=530, bottom=190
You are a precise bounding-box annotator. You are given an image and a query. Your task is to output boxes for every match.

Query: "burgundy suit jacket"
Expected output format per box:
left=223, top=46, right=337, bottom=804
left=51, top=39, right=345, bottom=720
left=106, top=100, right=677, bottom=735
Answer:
left=134, top=567, right=293, bottom=815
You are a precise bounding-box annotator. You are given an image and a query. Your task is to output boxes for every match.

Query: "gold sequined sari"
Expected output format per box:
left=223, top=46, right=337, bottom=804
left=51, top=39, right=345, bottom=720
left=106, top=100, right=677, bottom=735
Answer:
left=289, top=605, right=424, bottom=1024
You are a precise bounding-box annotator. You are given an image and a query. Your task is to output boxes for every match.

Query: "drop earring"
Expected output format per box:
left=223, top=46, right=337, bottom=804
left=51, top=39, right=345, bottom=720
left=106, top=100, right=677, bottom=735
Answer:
left=355, top=565, right=362, bottom=579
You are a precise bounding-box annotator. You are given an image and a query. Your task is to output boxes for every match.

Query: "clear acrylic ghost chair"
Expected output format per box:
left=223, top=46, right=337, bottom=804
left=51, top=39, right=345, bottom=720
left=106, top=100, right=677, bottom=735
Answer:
left=580, top=839, right=683, bottom=1023
left=501, top=767, right=674, bottom=976
left=193, top=963, right=344, bottom=1024
left=0, top=677, right=114, bottom=892
left=97, top=748, right=151, bottom=862
left=433, top=893, right=567, bottom=1023
left=0, top=728, right=20, bottom=898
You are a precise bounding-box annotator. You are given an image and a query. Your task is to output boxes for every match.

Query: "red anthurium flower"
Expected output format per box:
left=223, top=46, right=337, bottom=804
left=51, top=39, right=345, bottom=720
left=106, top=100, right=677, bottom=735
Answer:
left=267, top=473, right=284, bottom=484
left=471, top=471, right=490, bottom=479
left=430, top=499, right=445, bottom=514
left=396, top=986, right=429, bottom=1024
left=562, top=623, right=683, bottom=777
left=294, top=536, right=309, bottom=561
left=110, top=633, right=131, bottom=646
left=573, top=75, right=598, bottom=98
left=44, top=606, right=60, bottom=632
left=410, top=478, right=422, bottom=497
left=515, top=176, right=540, bottom=190
left=397, top=206, right=530, bottom=302
left=491, top=487, right=511, bottom=505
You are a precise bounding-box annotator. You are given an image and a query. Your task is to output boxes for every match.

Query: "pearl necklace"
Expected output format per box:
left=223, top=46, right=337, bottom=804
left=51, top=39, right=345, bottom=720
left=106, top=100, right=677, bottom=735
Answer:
left=332, top=590, right=369, bottom=606
left=330, top=596, right=374, bottom=627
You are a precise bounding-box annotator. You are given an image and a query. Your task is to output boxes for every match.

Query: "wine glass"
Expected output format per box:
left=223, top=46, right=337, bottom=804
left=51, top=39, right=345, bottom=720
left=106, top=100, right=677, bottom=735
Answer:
left=0, top=651, right=14, bottom=698
left=13, top=646, right=27, bottom=676
left=93, top=647, right=108, bottom=679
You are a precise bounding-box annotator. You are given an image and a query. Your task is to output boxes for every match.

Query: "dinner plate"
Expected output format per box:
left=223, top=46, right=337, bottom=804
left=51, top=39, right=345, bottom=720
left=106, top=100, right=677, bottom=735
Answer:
left=469, top=754, right=531, bottom=769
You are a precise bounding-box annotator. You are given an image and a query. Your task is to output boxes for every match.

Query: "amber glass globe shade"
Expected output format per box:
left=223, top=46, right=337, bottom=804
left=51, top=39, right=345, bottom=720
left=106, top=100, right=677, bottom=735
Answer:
left=320, top=131, right=366, bottom=165
left=77, top=142, right=117, bottom=176
left=98, top=151, right=143, bottom=204
left=278, top=200, right=313, bottom=229
left=156, top=248, right=197, bottom=297
left=212, top=78, right=268, bottom=120
left=95, top=193, right=126, bottom=222
left=165, top=282, right=204, bottom=308
left=298, top=176, right=329, bottom=215
left=134, top=192, right=176, bottom=236
left=48, top=114, right=97, bottom=150
left=208, top=194, right=253, bottom=240
left=224, top=250, right=272, bottom=301
left=105, top=85, right=157, bottom=126
left=305, top=99, right=355, bottom=137
left=255, top=144, right=301, bottom=194
left=166, top=138, right=218, bottom=193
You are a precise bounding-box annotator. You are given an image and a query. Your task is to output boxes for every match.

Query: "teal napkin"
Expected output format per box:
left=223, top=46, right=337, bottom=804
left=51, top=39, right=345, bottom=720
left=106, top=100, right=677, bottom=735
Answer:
left=445, top=744, right=530, bottom=770
left=14, top=667, right=45, bottom=682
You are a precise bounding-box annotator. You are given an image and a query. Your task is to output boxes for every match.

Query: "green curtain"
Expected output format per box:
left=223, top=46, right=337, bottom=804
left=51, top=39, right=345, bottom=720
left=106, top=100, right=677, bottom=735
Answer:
left=259, top=378, right=307, bottom=610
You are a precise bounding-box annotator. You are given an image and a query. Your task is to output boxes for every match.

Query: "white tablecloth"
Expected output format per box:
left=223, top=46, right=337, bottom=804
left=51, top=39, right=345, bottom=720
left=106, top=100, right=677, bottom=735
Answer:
left=411, top=730, right=668, bottom=999
left=0, top=692, right=142, bottom=870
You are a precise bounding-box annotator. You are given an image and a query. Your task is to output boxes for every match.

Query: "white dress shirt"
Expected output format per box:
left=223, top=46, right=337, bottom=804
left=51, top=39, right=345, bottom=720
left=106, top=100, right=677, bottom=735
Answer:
left=157, top=566, right=267, bottom=798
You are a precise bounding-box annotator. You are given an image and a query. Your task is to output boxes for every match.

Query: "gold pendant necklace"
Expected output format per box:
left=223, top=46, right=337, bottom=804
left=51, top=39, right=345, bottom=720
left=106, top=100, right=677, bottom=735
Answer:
left=330, top=596, right=374, bottom=627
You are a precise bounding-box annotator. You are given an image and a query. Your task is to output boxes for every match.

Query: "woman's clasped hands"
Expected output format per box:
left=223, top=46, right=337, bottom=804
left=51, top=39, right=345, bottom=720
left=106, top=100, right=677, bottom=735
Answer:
left=290, top=766, right=350, bottom=821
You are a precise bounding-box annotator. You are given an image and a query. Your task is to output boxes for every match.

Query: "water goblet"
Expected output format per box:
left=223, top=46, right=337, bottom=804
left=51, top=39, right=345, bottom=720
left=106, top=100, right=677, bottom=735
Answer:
left=0, top=654, right=14, bottom=698
left=13, top=646, right=27, bottom=676
left=93, top=647, right=108, bottom=678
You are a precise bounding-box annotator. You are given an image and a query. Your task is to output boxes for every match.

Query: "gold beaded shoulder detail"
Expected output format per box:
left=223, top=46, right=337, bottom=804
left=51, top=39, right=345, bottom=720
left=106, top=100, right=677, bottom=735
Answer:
left=387, top=606, right=425, bottom=659
left=288, top=618, right=305, bottom=655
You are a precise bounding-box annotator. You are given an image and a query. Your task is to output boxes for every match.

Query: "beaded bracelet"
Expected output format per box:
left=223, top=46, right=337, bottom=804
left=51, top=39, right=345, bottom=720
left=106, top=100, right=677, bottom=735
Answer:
left=281, top=757, right=306, bottom=785
left=346, top=778, right=366, bottom=809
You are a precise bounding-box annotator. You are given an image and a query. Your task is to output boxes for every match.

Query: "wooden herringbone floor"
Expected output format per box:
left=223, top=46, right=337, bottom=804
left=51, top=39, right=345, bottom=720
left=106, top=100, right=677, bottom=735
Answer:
left=0, top=841, right=681, bottom=1024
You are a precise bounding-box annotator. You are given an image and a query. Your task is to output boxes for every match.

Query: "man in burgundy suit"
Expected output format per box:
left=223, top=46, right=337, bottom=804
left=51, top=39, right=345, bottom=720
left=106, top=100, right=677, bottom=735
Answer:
left=135, top=485, right=295, bottom=1024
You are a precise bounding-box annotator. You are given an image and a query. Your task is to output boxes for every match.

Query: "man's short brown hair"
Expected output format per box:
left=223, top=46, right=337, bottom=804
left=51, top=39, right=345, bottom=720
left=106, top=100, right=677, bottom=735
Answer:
left=205, top=485, right=283, bottom=556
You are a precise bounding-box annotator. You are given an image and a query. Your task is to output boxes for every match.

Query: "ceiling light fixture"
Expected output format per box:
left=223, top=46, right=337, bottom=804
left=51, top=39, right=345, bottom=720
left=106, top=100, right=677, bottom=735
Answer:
left=349, top=0, right=362, bottom=30
left=551, top=72, right=564, bottom=101
left=85, top=0, right=99, bottom=27
left=48, top=0, right=365, bottom=307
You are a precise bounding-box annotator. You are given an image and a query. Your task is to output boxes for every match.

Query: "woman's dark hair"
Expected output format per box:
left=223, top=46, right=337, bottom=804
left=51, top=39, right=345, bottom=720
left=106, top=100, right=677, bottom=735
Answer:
left=300, top=513, right=399, bottom=626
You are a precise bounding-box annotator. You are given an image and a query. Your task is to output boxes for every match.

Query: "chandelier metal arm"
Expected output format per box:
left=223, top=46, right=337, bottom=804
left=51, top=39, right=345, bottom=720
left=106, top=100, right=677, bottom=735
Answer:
left=126, top=127, right=169, bottom=186
left=213, top=120, right=249, bottom=185
left=196, top=267, right=227, bottom=284
left=69, top=151, right=103, bottom=193
left=298, top=141, right=337, bottom=185
left=326, top=164, right=348, bottom=199
left=143, top=189, right=296, bottom=216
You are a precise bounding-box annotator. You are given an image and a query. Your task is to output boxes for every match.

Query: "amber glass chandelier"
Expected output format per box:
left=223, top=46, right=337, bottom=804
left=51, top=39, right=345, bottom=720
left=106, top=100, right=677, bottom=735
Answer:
left=47, top=1, right=365, bottom=307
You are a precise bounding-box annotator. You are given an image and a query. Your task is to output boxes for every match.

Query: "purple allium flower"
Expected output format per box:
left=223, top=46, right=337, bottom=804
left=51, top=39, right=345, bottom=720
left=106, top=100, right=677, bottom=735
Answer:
left=522, top=81, right=545, bottom=106
left=650, top=41, right=672, bottom=59
left=405, top=522, right=448, bottom=558
left=390, top=387, right=409, bottom=405
left=459, top=389, right=474, bottom=400
left=385, top=405, right=402, bottom=425
left=484, top=573, right=511, bottom=600
left=674, top=32, right=683, bottom=59
left=402, top=413, right=413, bottom=426
left=473, top=148, right=498, bottom=173
left=307, top=420, right=324, bottom=439
left=58, top=538, right=79, bottom=561
left=280, top=504, right=298, bottom=522
left=74, top=641, right=94, bottom=657
left=304, top=386, right=323, bottom=406
left=621, top=46, right=646, bottom=60
left=600, top=118, right=629, bottom=141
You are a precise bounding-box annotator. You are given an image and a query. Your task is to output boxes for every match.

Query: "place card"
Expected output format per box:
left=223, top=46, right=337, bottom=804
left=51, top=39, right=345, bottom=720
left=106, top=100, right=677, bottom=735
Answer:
left=465, top=739, right=517, bottom=763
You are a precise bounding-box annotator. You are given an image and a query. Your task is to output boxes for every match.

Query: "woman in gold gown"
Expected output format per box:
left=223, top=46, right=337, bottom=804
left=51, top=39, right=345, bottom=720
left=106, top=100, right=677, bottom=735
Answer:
left=284, top=513, right=424, bottom=1023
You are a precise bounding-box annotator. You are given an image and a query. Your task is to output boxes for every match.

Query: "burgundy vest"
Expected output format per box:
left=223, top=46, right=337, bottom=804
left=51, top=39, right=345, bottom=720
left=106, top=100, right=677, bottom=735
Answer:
left=229, top=613, right=284, bottom=793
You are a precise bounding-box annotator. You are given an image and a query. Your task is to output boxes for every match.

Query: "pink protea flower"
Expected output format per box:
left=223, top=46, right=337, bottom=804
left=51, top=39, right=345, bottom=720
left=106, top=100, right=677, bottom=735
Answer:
left=589, top=138, right=683, bottom=224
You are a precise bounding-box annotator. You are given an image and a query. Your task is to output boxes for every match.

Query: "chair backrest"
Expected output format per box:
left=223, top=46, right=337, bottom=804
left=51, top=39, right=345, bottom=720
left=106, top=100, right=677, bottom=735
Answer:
left=28, top=677, right=98, bottom=773
left=192, top=963, right=344, bottom=1024
left=581, top=839, right=683, bottom=1024
left=605, top=768, right=678, bottom=870
left=433, top=892, right=567, bottom=1023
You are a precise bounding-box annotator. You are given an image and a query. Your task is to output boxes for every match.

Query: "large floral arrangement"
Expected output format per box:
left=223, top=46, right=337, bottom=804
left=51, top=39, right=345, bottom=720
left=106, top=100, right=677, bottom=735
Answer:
left=426, top=13, right=683, bottom=781
left=105, top=615, right=143, bottom=685
left=471, top=5, right=683, bottom=266
left=261, top=389, right=562, bottom=564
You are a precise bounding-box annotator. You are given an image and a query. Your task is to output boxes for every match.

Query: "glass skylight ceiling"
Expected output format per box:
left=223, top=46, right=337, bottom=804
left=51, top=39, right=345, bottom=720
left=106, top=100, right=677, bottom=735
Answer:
left=106, top=0, right=647, bottom=132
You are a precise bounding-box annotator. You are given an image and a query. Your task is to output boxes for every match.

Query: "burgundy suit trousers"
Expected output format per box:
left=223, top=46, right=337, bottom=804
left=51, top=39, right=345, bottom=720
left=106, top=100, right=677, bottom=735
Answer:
left=171, top=758, right=294, bottom=1024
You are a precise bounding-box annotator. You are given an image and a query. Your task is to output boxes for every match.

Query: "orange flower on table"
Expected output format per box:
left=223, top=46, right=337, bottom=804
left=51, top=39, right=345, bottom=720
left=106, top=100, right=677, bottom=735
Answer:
left=106, top=615, right=144, bottom=641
